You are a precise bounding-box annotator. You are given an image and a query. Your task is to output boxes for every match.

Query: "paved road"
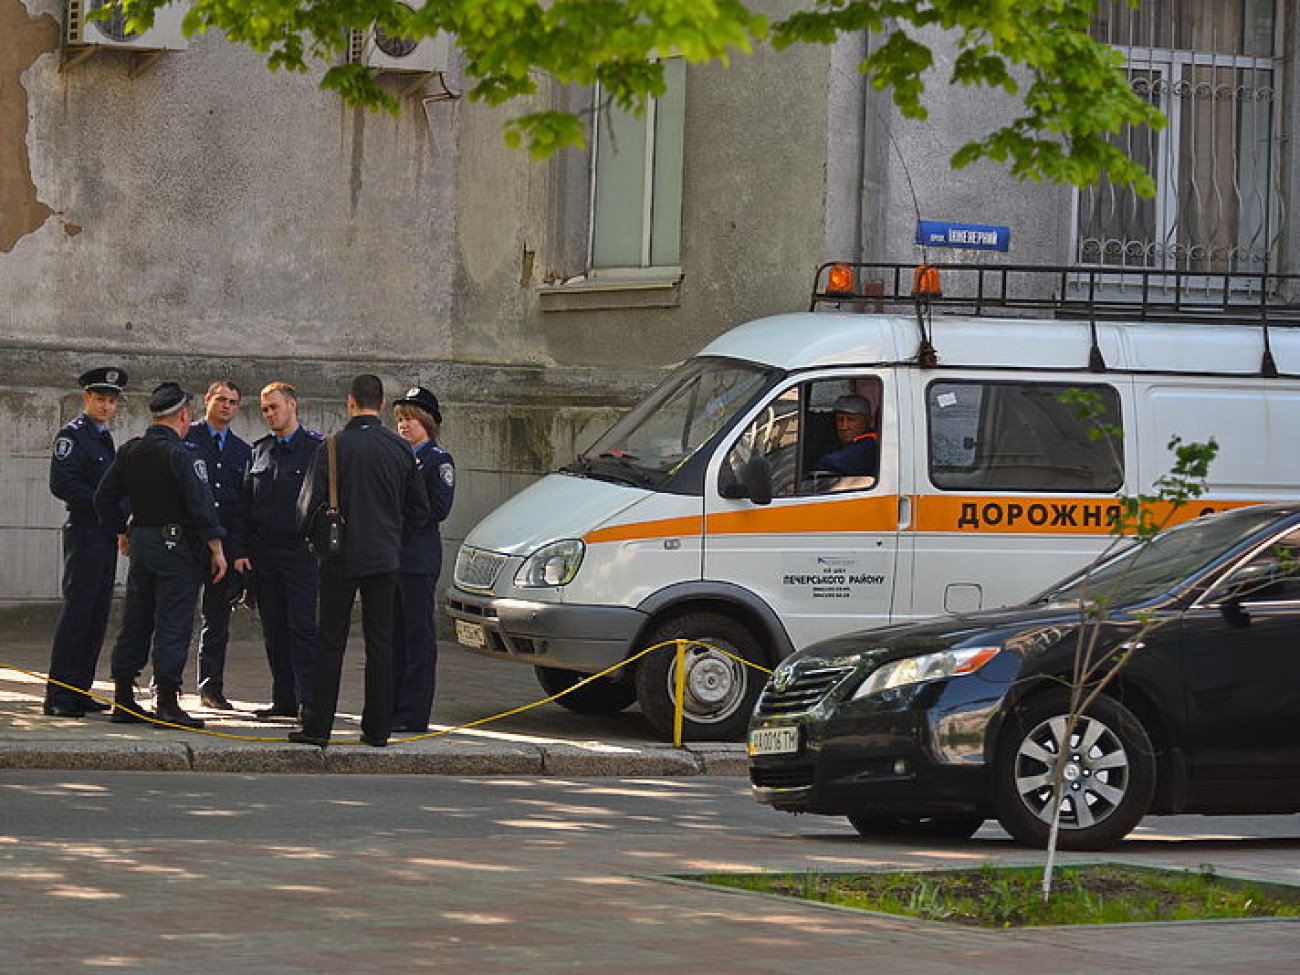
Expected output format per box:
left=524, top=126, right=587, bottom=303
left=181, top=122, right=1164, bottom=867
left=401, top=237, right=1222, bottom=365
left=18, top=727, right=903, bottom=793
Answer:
left=2, top=771, right=1298, bottom=973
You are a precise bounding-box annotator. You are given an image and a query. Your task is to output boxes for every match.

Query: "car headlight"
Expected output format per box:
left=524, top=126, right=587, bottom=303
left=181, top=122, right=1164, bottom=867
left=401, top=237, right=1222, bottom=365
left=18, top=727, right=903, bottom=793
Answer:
left=851, top=646, right=1001, bottom=699
left=514, top=539, right=585, bottom=588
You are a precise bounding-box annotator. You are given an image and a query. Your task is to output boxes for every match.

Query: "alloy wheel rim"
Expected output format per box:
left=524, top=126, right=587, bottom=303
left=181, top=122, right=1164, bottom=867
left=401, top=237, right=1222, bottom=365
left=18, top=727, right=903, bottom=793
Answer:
left=1013, top=714, right=1131, bottom=829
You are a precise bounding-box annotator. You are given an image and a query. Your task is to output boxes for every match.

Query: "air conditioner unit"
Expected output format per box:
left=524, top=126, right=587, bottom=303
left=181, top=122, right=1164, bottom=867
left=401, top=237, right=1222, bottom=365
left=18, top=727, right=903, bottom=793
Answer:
left=348, top=16, right=449, bottom=75
left=64, top=0, right=189, bottom=52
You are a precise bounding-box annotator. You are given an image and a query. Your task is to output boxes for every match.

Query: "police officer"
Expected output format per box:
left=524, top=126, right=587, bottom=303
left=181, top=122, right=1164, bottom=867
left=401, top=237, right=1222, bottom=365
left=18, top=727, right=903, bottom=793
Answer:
left=185, top=380, right=252, bottom=710
left=390, top=386, right=455, bottom=733
left=95, top=382, right=227, bottom=729
left=244, top=381, right=324, bottom=720
left=44, top=367, right=127, bottom=718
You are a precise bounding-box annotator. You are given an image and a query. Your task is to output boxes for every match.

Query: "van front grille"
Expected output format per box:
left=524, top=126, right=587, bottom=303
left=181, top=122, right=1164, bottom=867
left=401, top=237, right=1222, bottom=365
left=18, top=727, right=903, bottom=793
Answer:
left=455, top=547, right=507, bottom=591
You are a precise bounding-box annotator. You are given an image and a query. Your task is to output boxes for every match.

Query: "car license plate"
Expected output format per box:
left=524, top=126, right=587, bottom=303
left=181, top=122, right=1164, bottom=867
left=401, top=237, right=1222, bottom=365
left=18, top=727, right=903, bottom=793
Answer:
left=748, top=725, right=799, bottom=757
left=454, top=620, right=487, bottom=649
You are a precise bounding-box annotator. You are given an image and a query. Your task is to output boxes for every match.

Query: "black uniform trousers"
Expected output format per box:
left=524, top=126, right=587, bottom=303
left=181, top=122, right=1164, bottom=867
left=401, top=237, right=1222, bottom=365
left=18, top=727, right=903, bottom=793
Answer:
left=301, top=562, right=396, bottom=744
left=46, top=521, right=118, bottom=709
left=252, top=544, right=318, bottom=709
left=110, top=527, right=203, bottom=690
left=392, top=572, right=439, bottom=731
left=197, top=572, right=236, bottom=696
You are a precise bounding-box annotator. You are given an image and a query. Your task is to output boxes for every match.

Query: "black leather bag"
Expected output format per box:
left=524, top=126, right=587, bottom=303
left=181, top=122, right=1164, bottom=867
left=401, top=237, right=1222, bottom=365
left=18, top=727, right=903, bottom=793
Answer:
left=307, top=435, right=346, bottom=559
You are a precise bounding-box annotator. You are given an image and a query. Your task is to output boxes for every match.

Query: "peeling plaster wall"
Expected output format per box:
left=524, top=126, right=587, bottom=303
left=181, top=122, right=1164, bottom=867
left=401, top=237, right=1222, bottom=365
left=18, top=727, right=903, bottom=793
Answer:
left=0, top=0, right=848, bottom=606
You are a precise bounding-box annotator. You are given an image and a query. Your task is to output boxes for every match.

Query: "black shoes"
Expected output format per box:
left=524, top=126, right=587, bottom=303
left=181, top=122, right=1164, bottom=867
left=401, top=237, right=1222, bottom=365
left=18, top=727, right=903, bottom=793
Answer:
left=110, top=704, right=153, bottom=724
left=83, top=698, right=112, bottom=713
left=360, top=735, right=388, bottom=748
left=287, top=730, right=329, bottom=747
left=254, top=703, right=299, bottom=720
left=200, top=691, right=234, bottom=710
left=43, top=704, right=86, bottom=719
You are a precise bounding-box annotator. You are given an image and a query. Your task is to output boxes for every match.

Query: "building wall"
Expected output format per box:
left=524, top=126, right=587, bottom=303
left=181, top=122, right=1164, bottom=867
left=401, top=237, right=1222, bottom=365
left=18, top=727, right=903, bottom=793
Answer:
left=0, top=0, right=839, bottom=606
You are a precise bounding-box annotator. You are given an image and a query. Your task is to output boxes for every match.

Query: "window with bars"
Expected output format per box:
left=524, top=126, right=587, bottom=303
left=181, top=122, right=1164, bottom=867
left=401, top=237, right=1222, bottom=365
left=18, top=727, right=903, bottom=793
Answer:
left=589, top=58, right=686, bottom=276
left=1076, top=0, right=1281, bottom=275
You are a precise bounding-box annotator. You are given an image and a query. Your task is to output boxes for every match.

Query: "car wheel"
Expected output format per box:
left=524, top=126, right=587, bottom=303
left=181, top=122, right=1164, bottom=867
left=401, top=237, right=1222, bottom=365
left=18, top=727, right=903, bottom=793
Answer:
left=848, top=813, right=985, bottom=841
left=634, top=612, right=766, bottom=742
left=992, top=690, right=1155, bottom=851
left=533, top=666, right=636, bottom=716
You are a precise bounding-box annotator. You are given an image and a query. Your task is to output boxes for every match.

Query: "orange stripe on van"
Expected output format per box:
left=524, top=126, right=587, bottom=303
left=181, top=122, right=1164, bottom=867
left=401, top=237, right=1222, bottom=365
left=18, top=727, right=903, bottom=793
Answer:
left=914, top=495, right=1258, bottom=535
left=585, top=515, right=705, bottom=545
left=583, top=496, right=899, bottom=545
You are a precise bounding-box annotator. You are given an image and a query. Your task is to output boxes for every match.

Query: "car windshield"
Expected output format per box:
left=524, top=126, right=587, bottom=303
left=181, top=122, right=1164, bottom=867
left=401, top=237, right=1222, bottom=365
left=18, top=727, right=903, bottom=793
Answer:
left=565, top=357, right=774, bottom=489
left=1034, top=507, right=1293, bottom=607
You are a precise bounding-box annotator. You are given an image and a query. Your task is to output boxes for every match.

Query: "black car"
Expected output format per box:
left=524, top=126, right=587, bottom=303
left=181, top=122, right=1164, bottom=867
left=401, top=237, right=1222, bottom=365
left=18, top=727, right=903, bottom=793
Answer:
left=748, top=503, right=1300, bottom=849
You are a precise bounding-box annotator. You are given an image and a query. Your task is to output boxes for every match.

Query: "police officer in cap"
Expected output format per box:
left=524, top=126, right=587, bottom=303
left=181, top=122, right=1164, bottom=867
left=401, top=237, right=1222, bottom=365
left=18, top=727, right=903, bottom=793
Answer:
left=44, top=366, right=127, bottom=718
left=95, top=382, right=227, bottom=729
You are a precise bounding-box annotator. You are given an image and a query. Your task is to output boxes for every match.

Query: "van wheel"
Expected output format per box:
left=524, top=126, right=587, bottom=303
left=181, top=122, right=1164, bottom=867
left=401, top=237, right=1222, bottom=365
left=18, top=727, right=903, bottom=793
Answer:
left=848, top=813, right=985, bottom=841
left=992, top=690, right=1155, bottom=851
left=634, top=613, right=766, bottom=742
left=533, top=666, right=636, bottom=715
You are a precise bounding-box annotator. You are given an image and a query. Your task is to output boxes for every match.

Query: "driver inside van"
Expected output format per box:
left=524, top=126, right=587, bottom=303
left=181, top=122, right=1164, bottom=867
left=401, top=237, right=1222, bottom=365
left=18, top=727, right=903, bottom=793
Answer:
left=810, top=394, right=878, bottom=489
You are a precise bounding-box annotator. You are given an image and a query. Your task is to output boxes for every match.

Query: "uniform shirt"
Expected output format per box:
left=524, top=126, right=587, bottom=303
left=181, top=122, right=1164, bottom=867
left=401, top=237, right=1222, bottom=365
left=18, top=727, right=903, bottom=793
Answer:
left=94, top=424, right=226, bottom=542
left=297, top=415, right=430, bottom=578
left=245, top=425, right=325, bottom=550
left=50, top=412, right=117, bottom=529
left=815, top=433, right=879, bottom=477
left=185, top=421, right=253, bottom=562
left=399, top=441, right=455, bottom=576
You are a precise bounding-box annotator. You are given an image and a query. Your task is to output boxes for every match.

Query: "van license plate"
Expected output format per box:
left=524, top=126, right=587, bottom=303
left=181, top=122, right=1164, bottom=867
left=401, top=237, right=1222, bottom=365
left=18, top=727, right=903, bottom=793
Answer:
left=454, top=621, right=486, bottom=649
left=748, top=725, right=799, bottom=757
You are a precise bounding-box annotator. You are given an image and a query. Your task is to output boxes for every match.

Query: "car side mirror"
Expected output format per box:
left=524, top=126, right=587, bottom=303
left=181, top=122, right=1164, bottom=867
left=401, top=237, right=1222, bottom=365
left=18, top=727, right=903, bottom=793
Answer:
left=742, top=454, right=773, bottom=506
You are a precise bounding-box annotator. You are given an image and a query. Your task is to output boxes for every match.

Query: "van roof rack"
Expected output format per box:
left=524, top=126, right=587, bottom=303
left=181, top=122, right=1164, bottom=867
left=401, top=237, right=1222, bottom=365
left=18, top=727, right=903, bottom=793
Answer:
left=811, top=262, right=1300, bottom=377
left=811, top=262, right=1300, bottom=324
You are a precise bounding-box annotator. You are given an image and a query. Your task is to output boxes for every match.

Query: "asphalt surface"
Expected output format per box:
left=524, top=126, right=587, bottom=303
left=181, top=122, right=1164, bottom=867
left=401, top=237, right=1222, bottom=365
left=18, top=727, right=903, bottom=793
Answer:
left=1, top=771, right=1298, bottom=972
left=0, top=609, right=746, bottom=775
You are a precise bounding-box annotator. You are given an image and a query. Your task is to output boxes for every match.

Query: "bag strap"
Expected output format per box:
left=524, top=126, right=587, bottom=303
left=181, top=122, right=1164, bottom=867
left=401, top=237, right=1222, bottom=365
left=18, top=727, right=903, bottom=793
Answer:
left=326, top=434, right=339, bottom=512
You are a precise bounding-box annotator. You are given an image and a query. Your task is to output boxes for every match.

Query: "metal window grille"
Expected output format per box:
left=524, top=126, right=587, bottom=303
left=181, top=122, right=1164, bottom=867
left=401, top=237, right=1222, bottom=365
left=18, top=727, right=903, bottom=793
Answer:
left=1076, top=0, right=1283, bottom=276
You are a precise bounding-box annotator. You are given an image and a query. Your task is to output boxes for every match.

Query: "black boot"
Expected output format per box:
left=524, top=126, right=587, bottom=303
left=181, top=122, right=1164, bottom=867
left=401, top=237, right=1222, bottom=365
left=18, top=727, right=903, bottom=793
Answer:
left=110, top=677, right=154, bottom=724
left=155, top=685, right=205, bottom=729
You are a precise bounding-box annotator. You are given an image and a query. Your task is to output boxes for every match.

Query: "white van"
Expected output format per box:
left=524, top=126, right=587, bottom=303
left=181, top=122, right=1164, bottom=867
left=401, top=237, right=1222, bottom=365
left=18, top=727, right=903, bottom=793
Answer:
left=447, top=263, right=1300, bottom=740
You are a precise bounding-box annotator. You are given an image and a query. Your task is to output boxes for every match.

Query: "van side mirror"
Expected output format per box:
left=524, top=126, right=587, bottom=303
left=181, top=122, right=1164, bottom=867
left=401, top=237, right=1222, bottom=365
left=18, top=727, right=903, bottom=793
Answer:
left=742, top=455, right=773, bottom=506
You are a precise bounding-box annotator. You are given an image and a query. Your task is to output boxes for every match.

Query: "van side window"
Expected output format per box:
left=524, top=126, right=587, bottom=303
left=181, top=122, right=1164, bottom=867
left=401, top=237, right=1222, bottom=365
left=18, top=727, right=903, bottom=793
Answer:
left=928, top=381, right=1122, bottom=492
left=722, top=376, right=883, bottom=498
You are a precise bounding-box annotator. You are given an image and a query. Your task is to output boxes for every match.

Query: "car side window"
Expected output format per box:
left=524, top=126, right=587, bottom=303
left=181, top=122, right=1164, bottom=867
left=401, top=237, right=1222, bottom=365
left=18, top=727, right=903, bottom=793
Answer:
left=721, top=376, right=882, bottom=498
left=1216, top=529, right=1300, bottom=604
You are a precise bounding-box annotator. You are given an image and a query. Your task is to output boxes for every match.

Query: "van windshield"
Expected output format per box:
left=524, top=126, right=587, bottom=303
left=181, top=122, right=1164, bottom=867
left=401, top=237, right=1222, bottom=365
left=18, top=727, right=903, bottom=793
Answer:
left=567, top=358, right=774, bottom=489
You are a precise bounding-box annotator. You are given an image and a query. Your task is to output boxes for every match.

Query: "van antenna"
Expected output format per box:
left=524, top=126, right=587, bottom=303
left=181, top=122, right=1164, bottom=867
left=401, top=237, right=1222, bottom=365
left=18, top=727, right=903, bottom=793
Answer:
left=890, top=129, right=939, bottom=366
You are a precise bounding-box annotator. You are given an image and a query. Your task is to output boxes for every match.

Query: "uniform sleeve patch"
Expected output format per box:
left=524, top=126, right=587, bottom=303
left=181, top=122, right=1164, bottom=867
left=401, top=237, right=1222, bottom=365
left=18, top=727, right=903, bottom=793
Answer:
left=54, top=437, right=74, bottom=461
left=439, top=463, right=455, bottom=487
left=194, top=459, right=209, bottom=483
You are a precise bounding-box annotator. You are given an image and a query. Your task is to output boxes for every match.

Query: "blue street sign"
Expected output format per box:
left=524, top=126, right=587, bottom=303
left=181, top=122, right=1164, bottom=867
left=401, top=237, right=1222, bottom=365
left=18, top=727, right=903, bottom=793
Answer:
left=916, top=220, right=1011, bottom=252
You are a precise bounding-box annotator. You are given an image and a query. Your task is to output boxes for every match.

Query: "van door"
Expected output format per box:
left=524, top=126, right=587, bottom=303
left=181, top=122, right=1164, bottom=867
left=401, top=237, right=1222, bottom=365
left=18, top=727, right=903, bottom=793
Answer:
left=901, top=376, right=1128, bottom=622
left=704, top=371, right=900, bottom=650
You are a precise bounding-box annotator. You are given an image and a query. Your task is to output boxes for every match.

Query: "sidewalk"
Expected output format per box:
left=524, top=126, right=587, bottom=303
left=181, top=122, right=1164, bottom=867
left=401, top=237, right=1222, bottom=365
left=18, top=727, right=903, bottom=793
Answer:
left=0, top=607, right=746, bottom=775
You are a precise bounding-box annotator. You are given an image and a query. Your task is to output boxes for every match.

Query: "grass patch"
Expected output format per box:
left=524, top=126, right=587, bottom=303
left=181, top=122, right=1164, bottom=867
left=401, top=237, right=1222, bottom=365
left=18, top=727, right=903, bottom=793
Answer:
left=690, top=863, right=1300, bottom=927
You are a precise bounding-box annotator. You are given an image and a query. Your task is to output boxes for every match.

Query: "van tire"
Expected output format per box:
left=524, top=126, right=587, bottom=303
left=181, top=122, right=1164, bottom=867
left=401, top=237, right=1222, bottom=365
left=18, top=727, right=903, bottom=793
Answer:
left=992, top=690, right=1155, bottom=850
left=533, top=666, right=636, bottom=715
left=634, top=612, right=766, bottom=742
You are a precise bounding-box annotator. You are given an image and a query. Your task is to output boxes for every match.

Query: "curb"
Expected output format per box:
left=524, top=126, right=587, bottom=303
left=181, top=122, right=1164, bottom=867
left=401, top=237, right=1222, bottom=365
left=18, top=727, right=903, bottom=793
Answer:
left=0, top=738, right=751, bottom=776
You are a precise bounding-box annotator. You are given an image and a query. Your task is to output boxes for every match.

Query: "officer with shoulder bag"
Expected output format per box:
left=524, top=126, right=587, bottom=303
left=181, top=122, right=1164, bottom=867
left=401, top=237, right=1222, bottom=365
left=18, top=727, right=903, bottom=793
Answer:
left=95, top=382, right=227, bottom=729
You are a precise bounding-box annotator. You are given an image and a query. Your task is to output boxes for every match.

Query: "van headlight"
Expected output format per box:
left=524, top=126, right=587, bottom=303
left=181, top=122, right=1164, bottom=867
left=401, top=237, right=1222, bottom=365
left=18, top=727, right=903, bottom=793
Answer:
left=515, top=539, right=585, bottom=588
left=851, top=647, right=1001, bottom=699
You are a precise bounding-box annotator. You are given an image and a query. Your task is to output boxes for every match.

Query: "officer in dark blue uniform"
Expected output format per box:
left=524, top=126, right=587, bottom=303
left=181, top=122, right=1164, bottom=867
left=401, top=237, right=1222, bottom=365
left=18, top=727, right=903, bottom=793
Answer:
left=390, top=386, right=456, bottom=733
left=185, top=380, right=252, bottom=710
left=245, top=381, right=324, bottom=720
left=95, top=382, right=227, bottom=730
left=44, top=366, right=127, bottom=718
